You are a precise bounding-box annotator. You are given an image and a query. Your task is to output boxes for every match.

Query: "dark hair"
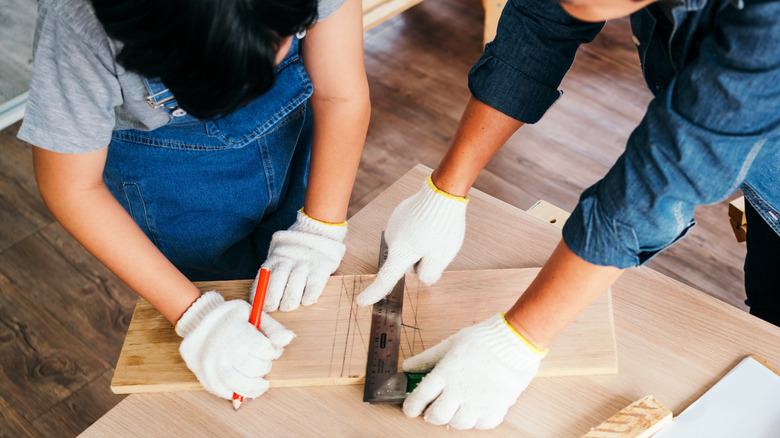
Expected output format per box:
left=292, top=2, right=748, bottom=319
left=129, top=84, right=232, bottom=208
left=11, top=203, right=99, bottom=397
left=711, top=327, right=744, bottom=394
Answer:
left=91, top=0, right=318, bottom=119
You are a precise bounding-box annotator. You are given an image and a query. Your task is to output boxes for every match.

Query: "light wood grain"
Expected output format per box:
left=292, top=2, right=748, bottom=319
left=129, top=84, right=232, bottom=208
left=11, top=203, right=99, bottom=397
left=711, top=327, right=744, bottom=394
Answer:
left=482, top=0, right=507, bottom=45
left=363, top=0, right=424, bottom=31
left=582, top=395, right=672, bottom=438
left=83, top=166, right=780, bottom=438
left=728, top=196, right=747, bottom=242
left=728, top=196, right=746, bottom=225
left=527, top=199, right=572, bottom=229
left=750, top=354, right=780, bottom=377
left=111, top=267, right=617, bottom=393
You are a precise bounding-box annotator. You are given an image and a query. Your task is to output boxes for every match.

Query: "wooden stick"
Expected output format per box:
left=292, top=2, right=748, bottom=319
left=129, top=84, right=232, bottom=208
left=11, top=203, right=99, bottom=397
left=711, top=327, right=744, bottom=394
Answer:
left=582, top=395, right=672, bottom=438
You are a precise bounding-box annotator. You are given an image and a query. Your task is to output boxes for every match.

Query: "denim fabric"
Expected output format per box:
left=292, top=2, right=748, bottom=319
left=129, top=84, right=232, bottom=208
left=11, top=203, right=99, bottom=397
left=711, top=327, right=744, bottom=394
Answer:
left=103, top=38, right=313, bottom=281
left=468, top=0, right=603, bottom=124
left=470, top=0, right=780, bottom=269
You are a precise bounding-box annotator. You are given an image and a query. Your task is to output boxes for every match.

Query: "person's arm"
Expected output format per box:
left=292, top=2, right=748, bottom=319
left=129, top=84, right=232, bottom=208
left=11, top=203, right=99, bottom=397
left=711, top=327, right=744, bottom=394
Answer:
left=506, top=239, right=622, bottom=347
left=430, top=97, right=523, bottom=196
left=356, top=0, right=604, bottom=306
left=254, top=0, right=370, bottom=312
left=34, top=146, right=299, bottom=402
left=301, top=0, right=370, bottom=223
left=510, top=0, right=780, bottom=346
left=404, top=0, right=780, bottom=430
left=32, top=147, right=201, bottom=324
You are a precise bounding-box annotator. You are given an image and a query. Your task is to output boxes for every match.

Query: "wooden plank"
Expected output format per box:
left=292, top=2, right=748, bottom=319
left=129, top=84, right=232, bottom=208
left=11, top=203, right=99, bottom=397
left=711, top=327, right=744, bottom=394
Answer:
left=363, top=0, right=390, bottom=13
left=482, top=0, right=507, bottom=45
left=728, top=196, right=747, bottom=242
left=111, top=268, right=616, bottom=393
left=363, top=0, right=424, bottom=31
left=83, top=163, right=780, bottom=437
left=729, top=218, right=747, bottom=243
left=751, top=354, right=780, bottom=377
left=85, top=263, right=780, bottom=437
left=527, top=199, right=571, bottom=229
left=582, top=395, right=672, bottom=438
left=728, top=196, right=746, bottom=225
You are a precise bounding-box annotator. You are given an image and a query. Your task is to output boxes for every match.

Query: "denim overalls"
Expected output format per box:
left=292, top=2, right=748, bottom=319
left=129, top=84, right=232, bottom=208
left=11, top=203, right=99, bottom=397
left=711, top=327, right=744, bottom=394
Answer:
left=103, top=37, right=312, bottom=281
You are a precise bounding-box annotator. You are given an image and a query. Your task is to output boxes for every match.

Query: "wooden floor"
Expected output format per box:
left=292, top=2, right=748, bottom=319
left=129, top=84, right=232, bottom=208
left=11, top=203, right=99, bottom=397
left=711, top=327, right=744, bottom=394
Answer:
left=0, top=0, right=748, bottom=436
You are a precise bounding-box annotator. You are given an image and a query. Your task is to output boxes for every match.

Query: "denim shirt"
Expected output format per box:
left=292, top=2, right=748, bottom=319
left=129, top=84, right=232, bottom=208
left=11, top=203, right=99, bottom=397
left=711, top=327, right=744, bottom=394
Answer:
left=469, top=0, right=780, bottom=268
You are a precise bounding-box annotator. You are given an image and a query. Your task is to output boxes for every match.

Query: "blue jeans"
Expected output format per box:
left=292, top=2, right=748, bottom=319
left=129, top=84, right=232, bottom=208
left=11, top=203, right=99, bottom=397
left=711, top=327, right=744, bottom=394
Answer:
left=473, top=0, right=780, bottom=272
left=103, top=38, right=313, bottom=281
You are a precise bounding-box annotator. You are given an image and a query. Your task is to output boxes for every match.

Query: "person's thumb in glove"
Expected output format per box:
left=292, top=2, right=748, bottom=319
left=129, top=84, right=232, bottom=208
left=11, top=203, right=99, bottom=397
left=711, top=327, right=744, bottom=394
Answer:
left=356, top=176, right=467, bottom=307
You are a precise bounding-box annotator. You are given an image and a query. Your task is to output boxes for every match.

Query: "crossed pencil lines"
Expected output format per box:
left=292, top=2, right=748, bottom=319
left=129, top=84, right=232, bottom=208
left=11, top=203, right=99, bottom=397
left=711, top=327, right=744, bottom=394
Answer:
left=331, top=275, right=425, bottom=378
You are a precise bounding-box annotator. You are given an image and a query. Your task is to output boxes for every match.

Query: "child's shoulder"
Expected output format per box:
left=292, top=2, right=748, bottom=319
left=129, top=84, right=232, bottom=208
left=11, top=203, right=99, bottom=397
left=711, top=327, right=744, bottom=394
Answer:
left=39, top=0, right=104, bottom=41
left=317, top=0, right=348, bottom=21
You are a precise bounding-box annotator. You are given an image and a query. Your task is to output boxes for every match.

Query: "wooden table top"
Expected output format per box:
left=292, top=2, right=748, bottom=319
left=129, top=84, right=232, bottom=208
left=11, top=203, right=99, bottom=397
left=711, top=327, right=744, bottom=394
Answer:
left=81, top=165, right=780, bottom=437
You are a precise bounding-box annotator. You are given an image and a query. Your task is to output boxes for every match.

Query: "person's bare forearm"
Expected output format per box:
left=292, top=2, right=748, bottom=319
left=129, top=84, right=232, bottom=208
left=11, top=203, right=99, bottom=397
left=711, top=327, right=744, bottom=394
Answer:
left=33, top=147, right=201, bottom=324
left=430, top=96, right=620, bottom=348
left=505, top=239, right=624, bottom=348
left=304, top=95, right=369, bottom=223
left=431, top=96, right=524, bottom=197
left=302, top=0, right=369, bottom=223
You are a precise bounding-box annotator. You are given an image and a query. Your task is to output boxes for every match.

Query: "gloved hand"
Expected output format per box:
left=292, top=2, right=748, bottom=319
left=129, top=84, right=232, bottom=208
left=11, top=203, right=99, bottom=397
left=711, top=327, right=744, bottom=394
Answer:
left=253, top=209, right=347, bottom=312
left=402, top=313, right=547, bottom=430
left=355, top=176, right=468, bottom=307
left=176, top=291, right=295, bottom=400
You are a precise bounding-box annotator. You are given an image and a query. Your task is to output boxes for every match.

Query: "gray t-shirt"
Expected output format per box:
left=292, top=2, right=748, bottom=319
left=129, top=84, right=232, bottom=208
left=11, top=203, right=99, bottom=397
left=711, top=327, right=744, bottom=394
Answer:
left=18, top=0, right=346, bottom=154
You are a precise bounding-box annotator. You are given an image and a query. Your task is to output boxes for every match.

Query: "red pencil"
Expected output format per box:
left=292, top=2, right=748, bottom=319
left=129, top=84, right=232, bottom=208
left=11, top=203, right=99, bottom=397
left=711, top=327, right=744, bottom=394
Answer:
left=233, top=268, right=271, bottom=411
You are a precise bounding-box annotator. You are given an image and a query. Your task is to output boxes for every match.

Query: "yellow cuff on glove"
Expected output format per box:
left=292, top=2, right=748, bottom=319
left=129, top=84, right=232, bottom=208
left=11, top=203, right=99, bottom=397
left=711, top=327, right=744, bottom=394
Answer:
left=426, top=176, right=469, bottom=204
left=500, top=313, right=549, bottom=357
left=300, top=208, right=347, bottom=227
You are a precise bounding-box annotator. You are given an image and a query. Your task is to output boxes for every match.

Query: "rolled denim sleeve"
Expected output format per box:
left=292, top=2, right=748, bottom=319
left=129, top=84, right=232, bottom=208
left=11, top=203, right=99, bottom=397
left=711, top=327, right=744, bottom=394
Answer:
left=468, top=0, right=603, bottom=123
left=563, top=0, right=780, bottom=268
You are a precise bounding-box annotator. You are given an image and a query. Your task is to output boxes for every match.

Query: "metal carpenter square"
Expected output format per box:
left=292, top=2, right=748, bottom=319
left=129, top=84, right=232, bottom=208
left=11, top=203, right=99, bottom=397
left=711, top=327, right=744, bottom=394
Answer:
left=363, top=233, right=408, bottom=404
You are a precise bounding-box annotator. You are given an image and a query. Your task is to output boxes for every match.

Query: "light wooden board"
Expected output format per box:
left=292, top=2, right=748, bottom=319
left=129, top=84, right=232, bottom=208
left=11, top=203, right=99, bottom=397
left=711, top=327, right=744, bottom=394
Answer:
left=85, top=165, right=780, bottom=437
left=728, top=196, right=747, bottom=242
left=582, top=395, right=672, bottom=438
left=111, top=268, right=616, bottom=393
left=481, top=0, right=507, bottom=45
left=363, top=0, right=424, bottom=31
left=728, top=196, right=746, bottom=225
left=528, top=199, right=572, bottom=228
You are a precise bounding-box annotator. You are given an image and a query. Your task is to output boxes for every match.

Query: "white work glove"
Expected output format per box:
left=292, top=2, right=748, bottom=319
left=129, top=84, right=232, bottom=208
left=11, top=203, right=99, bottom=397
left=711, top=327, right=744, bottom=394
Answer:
left=402, top=313, right=547, bottom=430
left=356, top=176, right=468, bottom=307
left=253, top=209, right=347, bottom=311
left=176, top=291, right=295, bottom=400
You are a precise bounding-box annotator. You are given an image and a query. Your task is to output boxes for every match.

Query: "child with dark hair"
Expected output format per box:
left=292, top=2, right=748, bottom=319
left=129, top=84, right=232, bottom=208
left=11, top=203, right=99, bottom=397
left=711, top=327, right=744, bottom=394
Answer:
left=19, top=0, right=369, bottom=402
